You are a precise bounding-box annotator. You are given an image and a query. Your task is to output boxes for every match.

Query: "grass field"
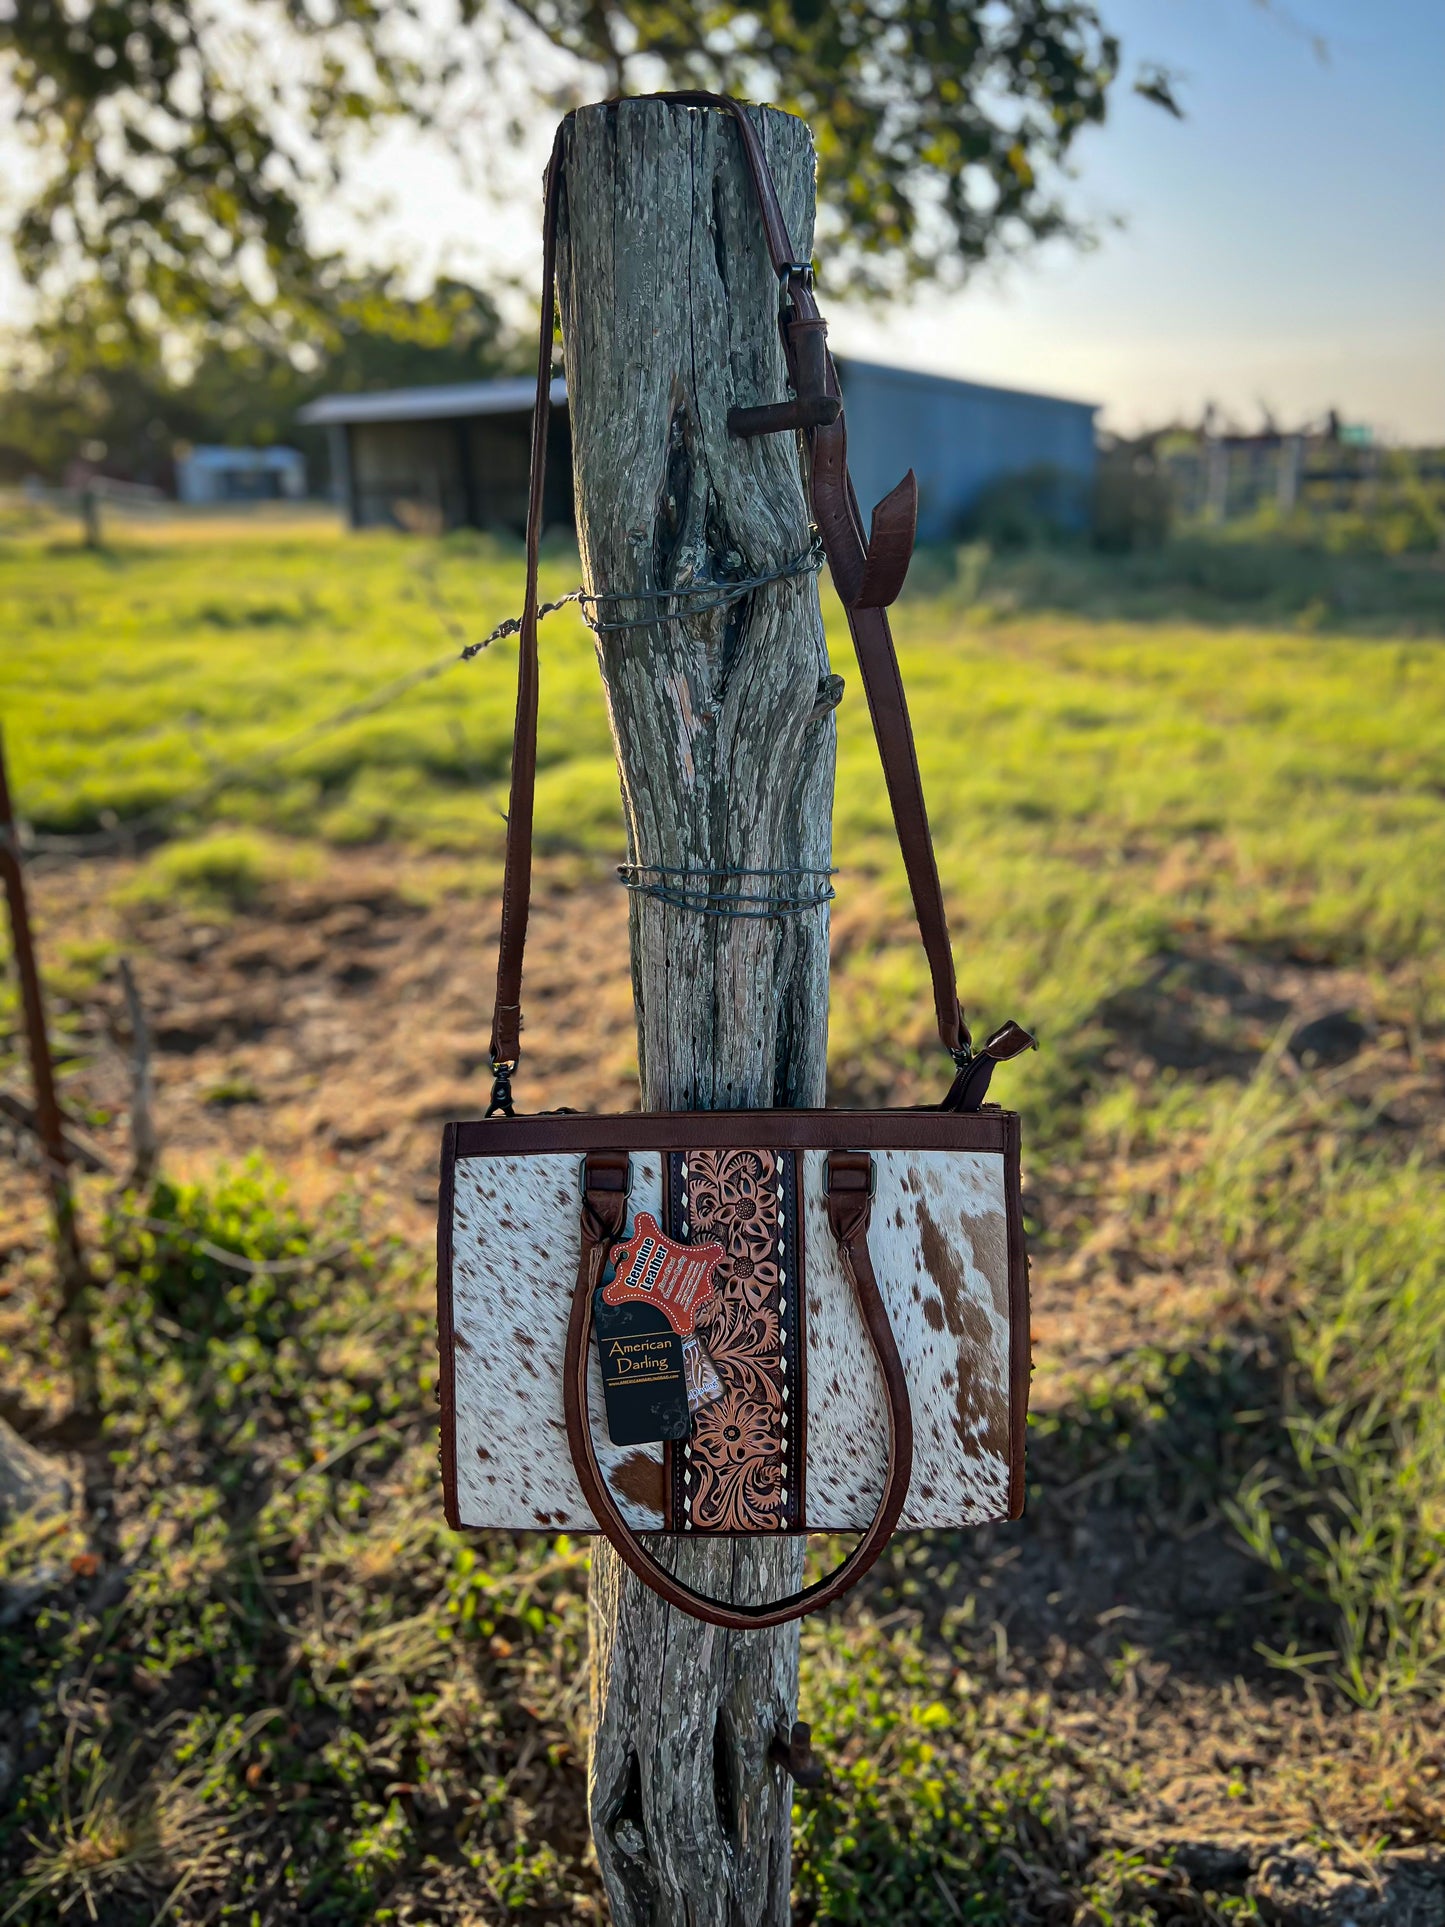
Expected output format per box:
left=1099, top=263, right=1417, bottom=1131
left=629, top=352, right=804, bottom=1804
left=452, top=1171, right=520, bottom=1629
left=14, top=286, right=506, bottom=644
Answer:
left=1, top=512, right=1443, bottom=1921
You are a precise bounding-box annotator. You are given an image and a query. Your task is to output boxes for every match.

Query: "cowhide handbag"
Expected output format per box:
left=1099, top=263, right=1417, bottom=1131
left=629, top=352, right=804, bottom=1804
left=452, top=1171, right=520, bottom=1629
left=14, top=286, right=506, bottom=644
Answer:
left=436, top=94, right=1036, bottom=1631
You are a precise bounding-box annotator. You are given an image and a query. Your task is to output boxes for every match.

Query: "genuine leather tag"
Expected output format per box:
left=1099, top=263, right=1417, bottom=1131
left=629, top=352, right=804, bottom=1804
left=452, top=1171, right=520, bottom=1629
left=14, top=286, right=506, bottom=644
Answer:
left=593, top=1288, right=691, bottom=1446
left=601, top=1212, right=722, bottom=1336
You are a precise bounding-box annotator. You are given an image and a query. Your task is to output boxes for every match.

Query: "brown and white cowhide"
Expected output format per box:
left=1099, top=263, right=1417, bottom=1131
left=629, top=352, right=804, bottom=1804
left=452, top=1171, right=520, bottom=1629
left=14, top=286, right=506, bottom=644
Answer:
left=798, top=1149, right=1012, bottom=1529
left=446, top=1146, right=1014, bottom=1532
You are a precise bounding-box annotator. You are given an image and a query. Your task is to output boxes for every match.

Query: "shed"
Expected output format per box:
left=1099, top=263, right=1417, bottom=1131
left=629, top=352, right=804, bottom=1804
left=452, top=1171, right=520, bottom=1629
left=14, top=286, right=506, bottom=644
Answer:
left=298, top=380, right=571, bottom=533
left=176, top=444, right=307, bottom=505
left=298, top=361, right=1095, bottom=540
left=836, top=360, right=1097, bottom=541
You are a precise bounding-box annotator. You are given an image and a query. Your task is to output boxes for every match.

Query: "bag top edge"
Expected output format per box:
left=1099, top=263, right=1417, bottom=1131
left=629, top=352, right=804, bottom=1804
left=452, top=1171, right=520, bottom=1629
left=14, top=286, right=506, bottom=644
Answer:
left=448, top=1108, right=1019, bottom=1162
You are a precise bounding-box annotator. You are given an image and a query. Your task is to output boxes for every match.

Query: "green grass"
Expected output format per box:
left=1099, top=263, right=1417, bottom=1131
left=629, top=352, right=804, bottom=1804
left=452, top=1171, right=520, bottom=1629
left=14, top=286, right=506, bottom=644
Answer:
left=3, top=517, right=1444, bottom=1916
left=5, top=521, right=1444, bottom=1101
left=1076, top=1063, right=1445, bottom=1707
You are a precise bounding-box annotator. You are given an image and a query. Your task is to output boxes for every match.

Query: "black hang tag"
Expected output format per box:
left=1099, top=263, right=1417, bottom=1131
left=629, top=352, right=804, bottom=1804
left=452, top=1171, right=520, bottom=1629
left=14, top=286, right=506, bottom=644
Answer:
left=593, top=1288, right=691, bottom=1447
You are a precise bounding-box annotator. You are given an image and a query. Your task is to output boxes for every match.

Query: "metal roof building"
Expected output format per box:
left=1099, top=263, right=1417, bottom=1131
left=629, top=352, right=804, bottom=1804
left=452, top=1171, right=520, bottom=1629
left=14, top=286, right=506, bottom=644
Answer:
left=176, top=443, right=307, bottom=505
left=299, top=361, right=1095, bottom=540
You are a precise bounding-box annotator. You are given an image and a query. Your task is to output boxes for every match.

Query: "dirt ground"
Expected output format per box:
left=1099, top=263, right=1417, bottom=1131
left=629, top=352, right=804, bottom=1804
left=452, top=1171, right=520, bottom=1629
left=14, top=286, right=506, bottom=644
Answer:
left=3, top=849, right=1443, bottom=1918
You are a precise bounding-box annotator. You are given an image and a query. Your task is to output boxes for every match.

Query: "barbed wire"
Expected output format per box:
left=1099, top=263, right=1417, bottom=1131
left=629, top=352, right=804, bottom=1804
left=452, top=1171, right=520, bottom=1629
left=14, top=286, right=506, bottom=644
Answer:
left=21, top=542, right=819, bottom=861
left=21, top=596, right=538, bottom=859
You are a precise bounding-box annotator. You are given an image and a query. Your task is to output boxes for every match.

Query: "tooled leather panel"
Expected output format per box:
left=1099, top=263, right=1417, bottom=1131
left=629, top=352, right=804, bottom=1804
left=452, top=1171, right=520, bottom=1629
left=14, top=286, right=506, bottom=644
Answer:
left=666, top=1149, right=803, bottom=1533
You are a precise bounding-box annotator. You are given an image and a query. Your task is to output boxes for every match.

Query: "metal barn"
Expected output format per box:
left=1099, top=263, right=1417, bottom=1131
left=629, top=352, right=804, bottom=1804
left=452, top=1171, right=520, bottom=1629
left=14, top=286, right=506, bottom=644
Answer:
left=299, top=360, right=1095, bottom=540
left=175, top=443, right=307, bottom=505
left=836, top=360, right=1097, bottom=541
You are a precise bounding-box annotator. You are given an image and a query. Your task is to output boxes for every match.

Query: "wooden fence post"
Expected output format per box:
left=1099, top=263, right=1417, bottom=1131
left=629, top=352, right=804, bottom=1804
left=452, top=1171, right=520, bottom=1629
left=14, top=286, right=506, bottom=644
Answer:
left=554, top=100, right=832, bottom=1924
left=0, top=725, right=94, bottom=1389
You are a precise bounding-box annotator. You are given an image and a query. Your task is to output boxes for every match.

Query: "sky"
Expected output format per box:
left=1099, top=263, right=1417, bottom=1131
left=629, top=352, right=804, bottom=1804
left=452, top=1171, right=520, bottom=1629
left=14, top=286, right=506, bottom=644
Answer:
left=4, top=0, right=1442, bottom=439
left=839, top=0, right=1445, bottom=439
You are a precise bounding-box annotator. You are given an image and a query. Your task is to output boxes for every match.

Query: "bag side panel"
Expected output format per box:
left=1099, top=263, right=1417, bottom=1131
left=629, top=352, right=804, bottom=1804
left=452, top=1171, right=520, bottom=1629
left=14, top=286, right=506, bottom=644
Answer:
left=801, top=1147, right=1016, bottom=1530
left=448, top=1151, right=666, bottom=1531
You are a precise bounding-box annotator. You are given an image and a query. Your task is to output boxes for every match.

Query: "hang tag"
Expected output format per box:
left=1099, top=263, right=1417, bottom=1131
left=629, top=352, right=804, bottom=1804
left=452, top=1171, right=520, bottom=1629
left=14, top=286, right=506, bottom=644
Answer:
left=682, top=1334, right=724, bottom=1414
left=593, top=1288, right=691, bottom=1446
left=601, top=1212, right=723, bottom=1337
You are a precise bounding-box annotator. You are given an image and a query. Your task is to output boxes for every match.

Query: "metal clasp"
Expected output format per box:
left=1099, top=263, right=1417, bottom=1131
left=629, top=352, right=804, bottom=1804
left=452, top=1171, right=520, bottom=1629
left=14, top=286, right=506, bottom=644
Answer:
left=485, top=1059, right=516, bottom=1118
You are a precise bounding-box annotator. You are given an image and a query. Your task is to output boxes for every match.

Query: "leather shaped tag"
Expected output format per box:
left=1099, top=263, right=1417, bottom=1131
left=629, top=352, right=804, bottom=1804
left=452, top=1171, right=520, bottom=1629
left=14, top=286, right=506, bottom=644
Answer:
left=593, top=1289, right=691, bottom=1446
left=601, top=1213, right=722, bottom=1337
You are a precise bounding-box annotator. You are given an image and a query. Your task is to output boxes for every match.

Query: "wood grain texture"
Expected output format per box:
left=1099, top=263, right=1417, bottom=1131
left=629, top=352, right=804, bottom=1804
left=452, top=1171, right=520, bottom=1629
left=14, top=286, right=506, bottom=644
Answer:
left=554, top=97, right=826, bottom=1927
left=446, top=1145, right=1014, bottom=1531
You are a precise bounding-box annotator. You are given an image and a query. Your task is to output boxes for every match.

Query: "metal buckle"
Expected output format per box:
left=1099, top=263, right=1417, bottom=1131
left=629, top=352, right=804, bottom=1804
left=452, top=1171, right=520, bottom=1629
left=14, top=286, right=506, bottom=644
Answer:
left=830, top=1151, right=877, bottom=1200
left=778, top=260, right=814, bottom=287
left=486, top=1058, right=517, bottom=1118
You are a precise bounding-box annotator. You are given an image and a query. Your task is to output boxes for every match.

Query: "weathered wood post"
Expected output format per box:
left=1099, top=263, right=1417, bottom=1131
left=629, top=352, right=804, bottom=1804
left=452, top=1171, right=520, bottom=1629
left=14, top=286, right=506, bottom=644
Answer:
left=0, top=724, right=94, bottom=1399
left=554, top=100, right=832, bottom=1923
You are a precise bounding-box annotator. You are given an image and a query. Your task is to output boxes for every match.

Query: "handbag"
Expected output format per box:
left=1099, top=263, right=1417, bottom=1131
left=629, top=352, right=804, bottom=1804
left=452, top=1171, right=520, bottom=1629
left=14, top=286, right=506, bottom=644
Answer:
left=436, top=93, right=1037, bottom=1631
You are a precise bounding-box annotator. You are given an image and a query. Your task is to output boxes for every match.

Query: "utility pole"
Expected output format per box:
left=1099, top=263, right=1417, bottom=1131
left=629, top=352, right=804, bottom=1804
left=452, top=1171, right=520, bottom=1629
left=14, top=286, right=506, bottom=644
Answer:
left=555, top=99, right=831, bottom=1923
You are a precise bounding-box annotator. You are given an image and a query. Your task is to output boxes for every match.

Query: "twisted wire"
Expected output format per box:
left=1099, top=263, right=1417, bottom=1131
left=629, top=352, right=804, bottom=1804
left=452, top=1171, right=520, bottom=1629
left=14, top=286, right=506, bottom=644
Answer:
left=579, top=541, right=824, bottom=635
left=618, top=864, right=835, bottom=920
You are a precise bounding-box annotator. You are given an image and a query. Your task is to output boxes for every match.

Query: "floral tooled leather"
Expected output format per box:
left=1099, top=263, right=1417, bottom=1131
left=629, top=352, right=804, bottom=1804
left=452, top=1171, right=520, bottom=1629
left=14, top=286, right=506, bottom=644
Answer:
left=683, top=1148, right=790, bottom=1532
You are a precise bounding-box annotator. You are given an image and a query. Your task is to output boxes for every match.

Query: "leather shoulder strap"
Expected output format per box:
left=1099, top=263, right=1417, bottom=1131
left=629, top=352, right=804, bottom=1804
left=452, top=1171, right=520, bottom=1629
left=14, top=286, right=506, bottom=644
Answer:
left=489, top=122, right=565, bottom=1078
left=489, top=95, right=973, bottom=1095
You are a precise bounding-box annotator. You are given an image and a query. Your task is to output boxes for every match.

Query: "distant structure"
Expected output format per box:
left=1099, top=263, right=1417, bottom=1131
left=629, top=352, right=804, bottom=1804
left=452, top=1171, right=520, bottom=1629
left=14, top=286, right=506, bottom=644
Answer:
left=176, top=445, right=307, bottom=506
left=299, top=361, right=1096, bottom=540
left=833, top=360, right=1097, bottom=541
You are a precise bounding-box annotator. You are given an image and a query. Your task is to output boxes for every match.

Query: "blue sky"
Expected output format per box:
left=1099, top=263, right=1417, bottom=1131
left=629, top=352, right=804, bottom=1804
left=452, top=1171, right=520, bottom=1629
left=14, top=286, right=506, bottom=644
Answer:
left=835, top=0, right=1445, bottom=437
left=3, top=0, right=1441, bottom=438
left=315, top=0, right=1445, bottom=439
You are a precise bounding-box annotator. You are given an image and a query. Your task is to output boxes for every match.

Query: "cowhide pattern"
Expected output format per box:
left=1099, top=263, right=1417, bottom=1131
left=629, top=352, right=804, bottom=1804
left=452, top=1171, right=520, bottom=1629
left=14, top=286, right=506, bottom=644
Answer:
left=446, top=1145, right=1015, bottom=1533
left=450, top=1152, right=668, bottom=1531
left=799, top=1149, right=1013, bottom=1529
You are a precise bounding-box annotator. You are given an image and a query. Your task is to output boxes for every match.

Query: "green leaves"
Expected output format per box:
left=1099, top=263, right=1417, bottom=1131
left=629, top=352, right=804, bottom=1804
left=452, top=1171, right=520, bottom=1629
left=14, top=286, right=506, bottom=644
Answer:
left=2, top=0, right=1166, bottom=353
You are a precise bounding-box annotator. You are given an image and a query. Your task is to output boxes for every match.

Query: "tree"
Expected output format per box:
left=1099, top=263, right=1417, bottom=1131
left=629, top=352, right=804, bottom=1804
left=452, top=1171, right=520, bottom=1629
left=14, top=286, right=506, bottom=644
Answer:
left=2, top=0, right=1177, bottom=353
left=0, top=270, right=523, bottom=482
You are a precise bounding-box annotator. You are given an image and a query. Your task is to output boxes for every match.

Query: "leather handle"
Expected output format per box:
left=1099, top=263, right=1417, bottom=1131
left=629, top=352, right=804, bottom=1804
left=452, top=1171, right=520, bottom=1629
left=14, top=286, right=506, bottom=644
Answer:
left=563, top=1150, right=915, bottom=1629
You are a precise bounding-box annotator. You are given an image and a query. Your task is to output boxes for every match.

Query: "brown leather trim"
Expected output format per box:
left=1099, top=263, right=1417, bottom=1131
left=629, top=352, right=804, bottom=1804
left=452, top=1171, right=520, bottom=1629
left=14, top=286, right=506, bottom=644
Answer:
left=436, top=1122, right=461, bottom=1531
left=453, top=1108, right=1013, bottom=1162
left=782, top=1148, right=805, bottom=1529
left=562, top=1150, right=914, bottom=1627
left=1003, top=1111, right=1031, bottom=1519
left=661, top=1147, right=805, bottom=1535
left=488, top=121, right=566, bottom=1072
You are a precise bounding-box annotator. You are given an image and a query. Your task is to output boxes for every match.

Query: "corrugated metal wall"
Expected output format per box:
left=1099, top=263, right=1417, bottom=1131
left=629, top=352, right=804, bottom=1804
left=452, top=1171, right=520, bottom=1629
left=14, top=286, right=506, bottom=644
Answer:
left=837, top=359, right=1097, bottom=542
left=329, top=363, right=1096, bottom=539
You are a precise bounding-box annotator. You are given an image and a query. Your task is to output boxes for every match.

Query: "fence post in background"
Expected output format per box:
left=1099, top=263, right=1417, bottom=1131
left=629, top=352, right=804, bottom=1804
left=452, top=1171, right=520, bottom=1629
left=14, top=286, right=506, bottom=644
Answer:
left=1277, top=435, right=1303, bottom=513
left=0, top=726, right=94, bottom=1363
left=1205, top=437, right=1230, bottom=522
left=118, top=958, right=159, bottom=1190
left=555, top=100, right=833, bottom=1924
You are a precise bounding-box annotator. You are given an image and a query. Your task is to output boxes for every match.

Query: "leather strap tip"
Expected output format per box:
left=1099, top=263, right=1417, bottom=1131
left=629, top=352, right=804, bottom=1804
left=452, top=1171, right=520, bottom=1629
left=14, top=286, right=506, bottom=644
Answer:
left=984, top=1020, right=1038, bottom=1060
left=852, top=470, right=918, bottom=610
